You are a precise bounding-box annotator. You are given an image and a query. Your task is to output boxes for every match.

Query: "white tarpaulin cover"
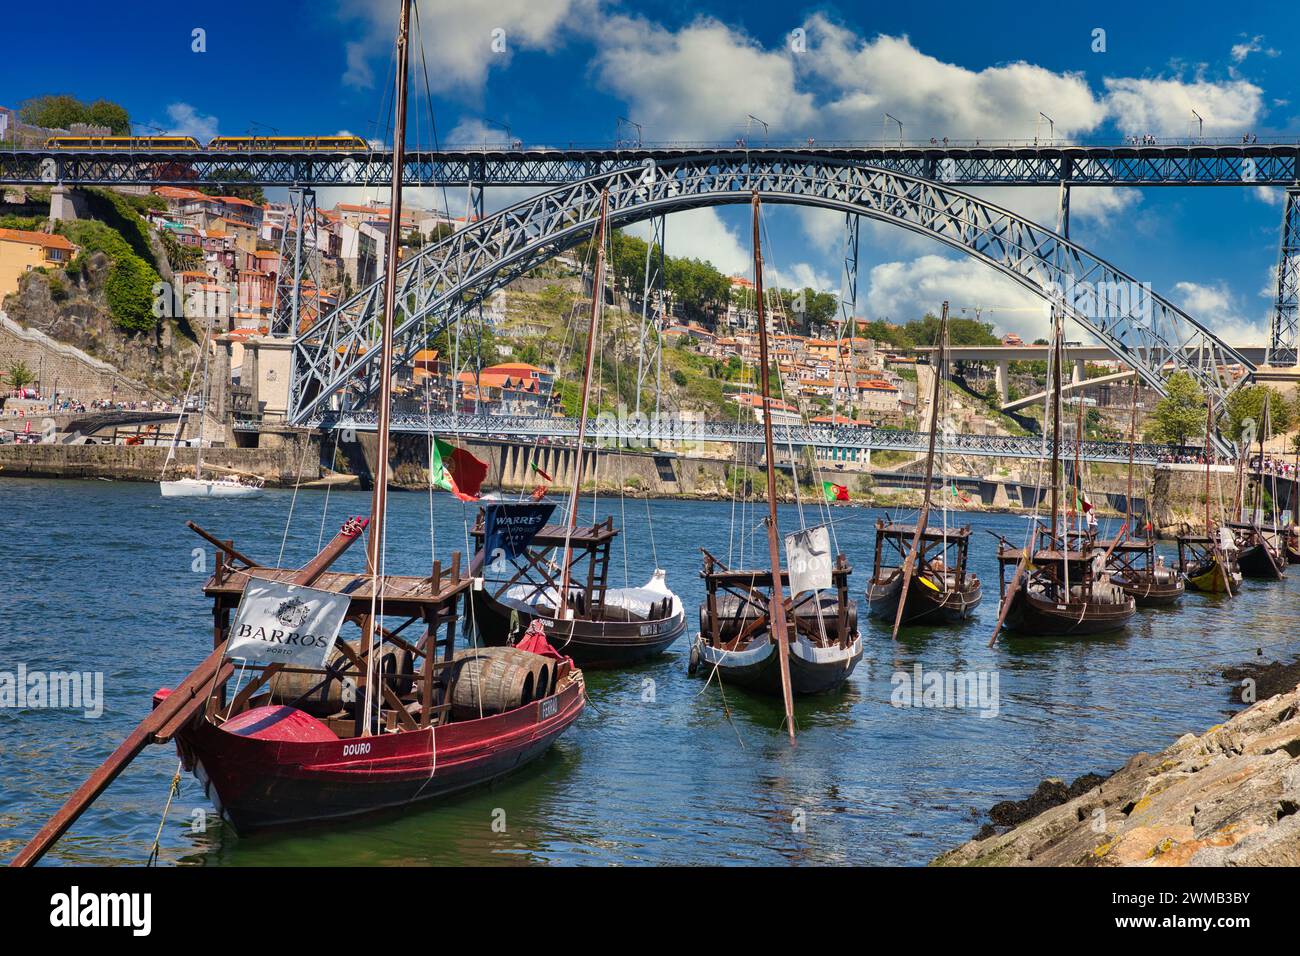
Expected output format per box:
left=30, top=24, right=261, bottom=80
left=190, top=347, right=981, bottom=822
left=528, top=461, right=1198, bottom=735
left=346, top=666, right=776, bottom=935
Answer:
left=785, top=525, right=832, bottom=596
left=226, top=578, right=351, bottom=667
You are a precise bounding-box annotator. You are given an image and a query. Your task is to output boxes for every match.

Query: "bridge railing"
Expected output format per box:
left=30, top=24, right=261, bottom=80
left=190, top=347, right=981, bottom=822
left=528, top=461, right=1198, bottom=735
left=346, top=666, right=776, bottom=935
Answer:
left=302, top=410, right=1207, bottom=465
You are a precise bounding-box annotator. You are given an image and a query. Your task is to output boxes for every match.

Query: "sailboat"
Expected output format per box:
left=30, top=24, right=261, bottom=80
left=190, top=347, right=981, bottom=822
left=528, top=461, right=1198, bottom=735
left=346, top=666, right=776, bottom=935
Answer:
left=160, top=308, right=263, bottom=498
left=690, top=194, right=862, bottom=730
left=991, top=309, right=1136, bottom=638
left=1177, top=391, right=1240, bottom=594
left=1228, top=398, right=1287, bottom=580
left=11, top=0, right=583, bottom=861
left=468, top=191, right=686, bottom=667
left=1105, top=377, right=1183, bottom=606
left=866, top=303, right=982, bottom=628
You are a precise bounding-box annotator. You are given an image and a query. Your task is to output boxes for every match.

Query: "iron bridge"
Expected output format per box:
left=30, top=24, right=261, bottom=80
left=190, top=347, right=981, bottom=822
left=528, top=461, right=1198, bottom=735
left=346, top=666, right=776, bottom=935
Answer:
left=284, top=411, right=1196, bottom=466
left=286, top=154, right=1260, bottom=451
left=3, top=142, right=1299, bottom=187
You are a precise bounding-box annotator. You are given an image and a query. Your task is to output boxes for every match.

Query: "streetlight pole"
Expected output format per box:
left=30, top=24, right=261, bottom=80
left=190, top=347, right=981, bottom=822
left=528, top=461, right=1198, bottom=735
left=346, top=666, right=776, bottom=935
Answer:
left=884, top=113, right=903, bottom=146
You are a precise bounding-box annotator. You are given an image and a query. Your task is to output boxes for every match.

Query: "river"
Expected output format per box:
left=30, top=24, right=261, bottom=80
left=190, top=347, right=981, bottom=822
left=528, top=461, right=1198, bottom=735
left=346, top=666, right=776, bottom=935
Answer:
left=2, top=477, right=1296, bottom=865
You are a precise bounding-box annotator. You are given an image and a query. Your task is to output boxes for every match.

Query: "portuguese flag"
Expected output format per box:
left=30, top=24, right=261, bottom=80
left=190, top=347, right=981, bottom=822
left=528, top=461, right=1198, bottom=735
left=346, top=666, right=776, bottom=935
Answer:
left=822, top=481, right=849, bottom=502
left=431, top=438, right=488, bottom=501
left=530, top=461, right=553, bottom=482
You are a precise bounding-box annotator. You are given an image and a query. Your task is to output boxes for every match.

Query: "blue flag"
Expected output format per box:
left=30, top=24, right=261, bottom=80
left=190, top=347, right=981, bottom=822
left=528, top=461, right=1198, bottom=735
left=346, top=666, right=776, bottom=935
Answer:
left=484, top=503, right=555, bottom=562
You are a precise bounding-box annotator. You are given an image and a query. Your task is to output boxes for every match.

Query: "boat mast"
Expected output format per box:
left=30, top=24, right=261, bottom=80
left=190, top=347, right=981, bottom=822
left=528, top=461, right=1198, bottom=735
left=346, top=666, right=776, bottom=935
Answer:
left=1205, top=393, right=1214, bottom=537
left=557, top=188, right=610, bottom=620
left=1049, top=307, right=1062, bottom=546
left=890, top=301, right=947, bottom=641
left=195, top=314, right=211, bottom=481
left=1125, top=373, right=1137, bottom=538
left=360, top=0, right=412, bottom=728
left=750, top=193, right=796, bottom=743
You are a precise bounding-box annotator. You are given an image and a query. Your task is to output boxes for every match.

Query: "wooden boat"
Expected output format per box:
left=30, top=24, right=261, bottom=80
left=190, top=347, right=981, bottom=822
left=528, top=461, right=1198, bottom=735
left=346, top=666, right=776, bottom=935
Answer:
left=1103, top=376, right=1181, bottom=606
left=1106, top=538, right=1184, bottom=606
left=467, top=182, right=683, bottom=670
left=866, top=305, right=981, bottom=633
left=1177, top=530, right=1241, bottom=593
left=867, top=521, right=981, bottom=625
left=1228, top=521, right=1286, bottom=580
left=470, top=514, right=686, bottom=668
left=688, top=193, right=860, bottom=735
left=1285, top=526, right=1300, bottom=564
left=174, top=526, right=583, bottom=833
left=692, top=551, right=862, bottom=696
left=990, top=312, right=1135, bottom=639
left=996, top=536, right=1136, bottom=635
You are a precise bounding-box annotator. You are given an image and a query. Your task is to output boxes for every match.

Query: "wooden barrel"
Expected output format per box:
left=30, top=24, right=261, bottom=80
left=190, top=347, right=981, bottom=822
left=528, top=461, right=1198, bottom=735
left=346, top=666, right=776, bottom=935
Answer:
left=450, top=649, right=536, bottom=718
left=269, top=644, right=401, bottom=717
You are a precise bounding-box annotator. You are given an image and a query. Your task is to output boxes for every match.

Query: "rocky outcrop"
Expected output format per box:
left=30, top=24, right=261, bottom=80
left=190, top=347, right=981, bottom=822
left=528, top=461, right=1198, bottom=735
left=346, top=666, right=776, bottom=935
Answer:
left=934, top=685, right=1300, bottom=866
left=3, top=253, right=196, bottom=393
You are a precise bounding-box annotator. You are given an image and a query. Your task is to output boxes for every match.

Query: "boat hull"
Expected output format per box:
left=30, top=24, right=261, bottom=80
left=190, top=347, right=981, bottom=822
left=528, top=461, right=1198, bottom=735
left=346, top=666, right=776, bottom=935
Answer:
left=175, top=681, right=584, bottom=834
left=866, top=574, right=982, bottom=626
left=695, top=633, right=862, bottom=696
left=161, top=477, right=262, bottom=499
left=1236, top=543, right=1286, bottom=580
left=1181, top=558, right=1239, bottom=594
left=1001, top=588, right=1135, bottom=637
left=471, top=589, right=685, bottom=669
left=1110, top=573, right=1184, bottom=607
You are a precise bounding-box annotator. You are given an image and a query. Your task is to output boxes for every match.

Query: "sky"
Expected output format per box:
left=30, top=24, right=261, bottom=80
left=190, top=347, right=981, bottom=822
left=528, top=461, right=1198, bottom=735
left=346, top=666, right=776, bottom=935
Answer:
left=2, top=0, right=1298, bottom=343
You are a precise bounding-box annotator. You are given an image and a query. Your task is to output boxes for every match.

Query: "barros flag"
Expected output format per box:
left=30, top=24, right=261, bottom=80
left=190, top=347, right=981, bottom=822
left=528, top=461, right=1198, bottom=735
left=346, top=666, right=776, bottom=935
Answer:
left=784, top=525, right=833, bottom=596
left=226, top=579, right=351, bottom=668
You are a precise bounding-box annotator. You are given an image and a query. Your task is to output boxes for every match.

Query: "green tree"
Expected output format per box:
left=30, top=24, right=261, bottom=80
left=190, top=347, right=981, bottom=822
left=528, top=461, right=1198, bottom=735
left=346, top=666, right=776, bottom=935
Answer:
left=1224, top=384, right=1293, bottom=442
left=19, top=94, right=87, bottom=130
left=85, top=99, right=131, bottom=134
left=6, top=360, right=36, bottom=391
left=1145, top=372, right=1205, bottom=446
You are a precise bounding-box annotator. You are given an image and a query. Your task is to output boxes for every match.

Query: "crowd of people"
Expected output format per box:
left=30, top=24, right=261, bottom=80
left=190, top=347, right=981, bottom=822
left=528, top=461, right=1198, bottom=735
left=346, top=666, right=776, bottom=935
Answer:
left=1253, top=455, right=1298, bottom=479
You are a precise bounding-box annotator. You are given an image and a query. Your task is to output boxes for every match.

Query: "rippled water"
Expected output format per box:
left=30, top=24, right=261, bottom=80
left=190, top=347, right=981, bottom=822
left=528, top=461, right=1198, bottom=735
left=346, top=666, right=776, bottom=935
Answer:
left=2, top=478, right=1296, bottom=866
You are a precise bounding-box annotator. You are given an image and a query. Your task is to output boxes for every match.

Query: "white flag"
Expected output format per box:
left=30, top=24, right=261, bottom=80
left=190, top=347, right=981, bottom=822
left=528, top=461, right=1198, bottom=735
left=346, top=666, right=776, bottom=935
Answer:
left=227, top=579, right=351, bottom=668
left=785, top=525, right=833, bottom=596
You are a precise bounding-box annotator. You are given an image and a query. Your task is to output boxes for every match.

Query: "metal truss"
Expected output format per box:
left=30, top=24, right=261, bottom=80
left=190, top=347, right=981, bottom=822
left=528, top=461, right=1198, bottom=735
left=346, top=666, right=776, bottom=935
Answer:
left=3, top=144, right=1298, bottom=188
left=282, top=410, right=1193, bottom=465
left=270, top=187, right=319, bottom=336
left=1267, top=189, right=1300, bottom=366
left=287, top=155, right=1254, bottom=447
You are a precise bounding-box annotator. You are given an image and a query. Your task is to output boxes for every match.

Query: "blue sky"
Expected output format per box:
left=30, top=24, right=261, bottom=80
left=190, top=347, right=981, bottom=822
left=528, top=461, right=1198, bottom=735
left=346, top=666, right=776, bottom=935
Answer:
left=2, top=0, right=1297, bottom=342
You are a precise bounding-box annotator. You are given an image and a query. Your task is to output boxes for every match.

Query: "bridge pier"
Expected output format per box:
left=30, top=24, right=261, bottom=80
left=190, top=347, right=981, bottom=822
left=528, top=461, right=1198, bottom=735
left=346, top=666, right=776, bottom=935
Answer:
left=994, top=361, right=1010, bottom=403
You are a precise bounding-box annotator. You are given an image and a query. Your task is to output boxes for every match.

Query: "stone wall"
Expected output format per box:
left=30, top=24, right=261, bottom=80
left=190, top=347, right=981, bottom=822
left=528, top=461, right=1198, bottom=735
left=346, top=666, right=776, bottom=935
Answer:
left=0, top=432, right=322, bottom=485
left=0, top=312, right=161, bottom=406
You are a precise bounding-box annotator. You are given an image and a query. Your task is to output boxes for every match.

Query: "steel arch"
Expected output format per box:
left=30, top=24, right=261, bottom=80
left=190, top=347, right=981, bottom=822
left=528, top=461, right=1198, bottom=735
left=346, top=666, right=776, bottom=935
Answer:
left=289, top=154, right=1254, bottom=433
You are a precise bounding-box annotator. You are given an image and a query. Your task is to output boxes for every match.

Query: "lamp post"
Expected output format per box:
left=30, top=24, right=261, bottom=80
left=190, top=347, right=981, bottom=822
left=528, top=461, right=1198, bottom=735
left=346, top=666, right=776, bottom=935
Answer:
left=883, top=113, right=903, bottom=146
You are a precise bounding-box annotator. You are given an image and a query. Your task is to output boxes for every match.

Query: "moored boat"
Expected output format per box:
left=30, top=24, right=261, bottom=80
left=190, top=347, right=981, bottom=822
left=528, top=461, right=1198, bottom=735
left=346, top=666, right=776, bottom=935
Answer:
left=1107, top=538, right=1184, bottom=606
left=470, top=513, right=686, bottom=668
left=692, top=551, right=862, bottom=696
left=867, top=521, right=981, bottom=625
left=1228, top=521, right=1287, bottom=580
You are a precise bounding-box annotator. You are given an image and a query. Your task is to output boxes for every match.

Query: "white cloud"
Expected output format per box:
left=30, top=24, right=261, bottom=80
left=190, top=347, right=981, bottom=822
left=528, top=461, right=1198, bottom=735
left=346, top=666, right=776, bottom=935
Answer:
left=590, top=16, right=815, bottom=142
left=804, top=21, right=1107, bottom=143
left=1231, top=35, right=1279, bottom=64
left=864, top=254, right=1047, bottom=337
left=1251, top=186, right=1286, bottom=207
left=336, top=0, right=578, bottom=93
left=1172, top=280, right=1269, bottom=344
left=156, top=103, right=219, bottom=141
left=626, top=207, right=750, bottom=276
left=1103, top=76, right=1264, bottom=137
